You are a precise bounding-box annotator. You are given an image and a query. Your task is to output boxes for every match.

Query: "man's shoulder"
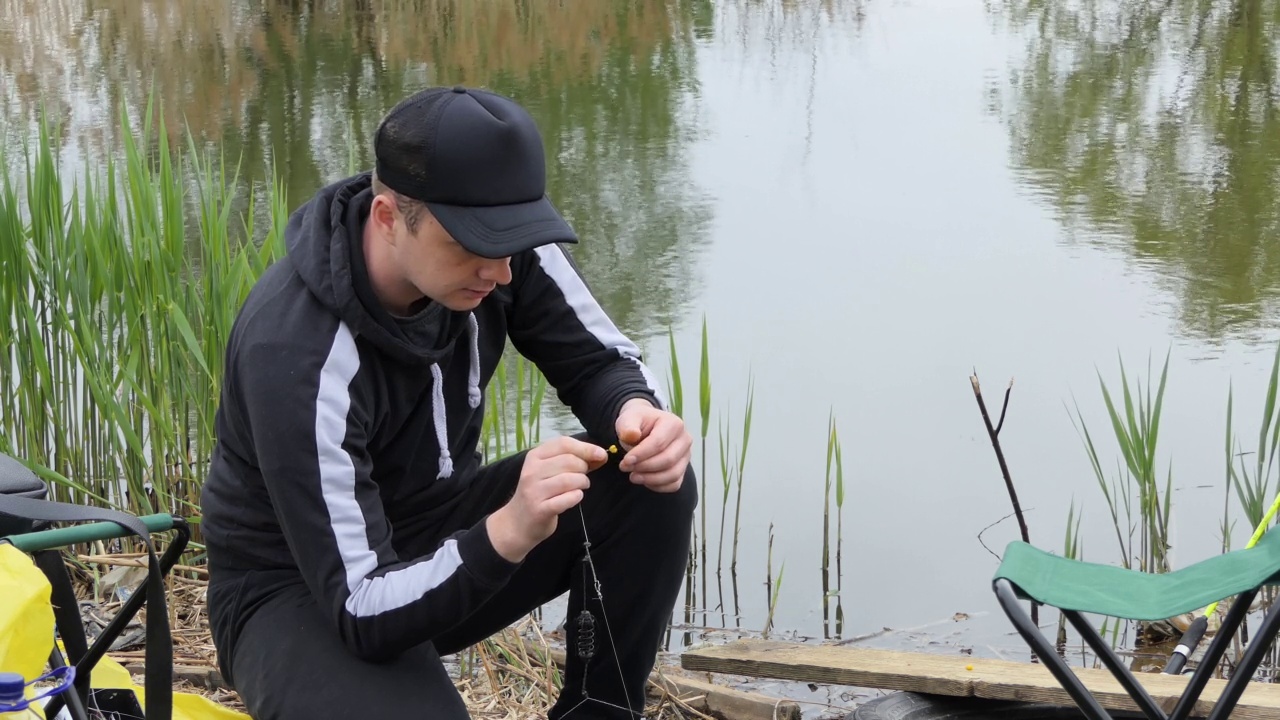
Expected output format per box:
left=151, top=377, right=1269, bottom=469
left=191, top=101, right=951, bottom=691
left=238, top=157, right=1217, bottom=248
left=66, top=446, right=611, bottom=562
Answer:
left=231, top=259, right=346, bottom=362
left=510, top=243, right=586, bottom=286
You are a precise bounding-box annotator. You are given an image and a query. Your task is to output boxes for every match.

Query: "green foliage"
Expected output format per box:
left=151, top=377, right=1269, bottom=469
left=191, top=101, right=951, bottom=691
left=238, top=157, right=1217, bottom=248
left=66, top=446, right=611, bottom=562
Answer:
left=1, top=101, right=286, bottom=518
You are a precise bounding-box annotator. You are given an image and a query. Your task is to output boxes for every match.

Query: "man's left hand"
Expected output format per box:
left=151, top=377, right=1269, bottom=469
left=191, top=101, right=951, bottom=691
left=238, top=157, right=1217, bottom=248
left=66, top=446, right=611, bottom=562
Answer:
left=614, top=398, right=692, bottom=493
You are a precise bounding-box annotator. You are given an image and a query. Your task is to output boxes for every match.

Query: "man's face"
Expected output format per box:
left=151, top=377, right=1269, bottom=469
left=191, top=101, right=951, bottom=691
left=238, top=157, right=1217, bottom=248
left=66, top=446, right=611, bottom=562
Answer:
left=380, top=196, right=513, bottom=312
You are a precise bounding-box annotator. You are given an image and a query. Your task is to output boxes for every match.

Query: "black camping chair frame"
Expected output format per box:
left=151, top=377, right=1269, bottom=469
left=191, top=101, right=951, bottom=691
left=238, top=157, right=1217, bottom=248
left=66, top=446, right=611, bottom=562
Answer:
left=993, top=577, right=1280, bottom=720
left=2, top=515, right=190, bottom=720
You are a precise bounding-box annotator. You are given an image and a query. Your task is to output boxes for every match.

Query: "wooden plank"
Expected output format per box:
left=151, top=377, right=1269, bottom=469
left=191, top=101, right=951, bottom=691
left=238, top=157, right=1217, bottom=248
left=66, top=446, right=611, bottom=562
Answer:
left=512, top=637, right=802, bottom=720
left=649, top=673, right=802, bottom=720
left=680, top=640, right=1280, bottom=720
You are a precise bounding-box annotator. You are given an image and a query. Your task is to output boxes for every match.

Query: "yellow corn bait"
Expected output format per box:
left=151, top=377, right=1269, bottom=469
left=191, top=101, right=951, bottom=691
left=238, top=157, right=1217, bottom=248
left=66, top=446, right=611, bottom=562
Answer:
left=608, top=444, right=618, bottom=454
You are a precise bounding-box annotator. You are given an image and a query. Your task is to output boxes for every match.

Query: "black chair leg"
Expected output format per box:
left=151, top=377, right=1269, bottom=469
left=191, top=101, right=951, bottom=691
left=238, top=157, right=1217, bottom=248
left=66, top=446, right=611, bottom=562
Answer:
left=1168, top=588, right=1258, bottom=720
left=47, top=642, right=90, bottom=720
left=1063, top=610, right=1167, bottom=720
left=33, top=549, right=91, bottom=701
left=1207, top=594, right=1280, bottom=720
left=994, top=579, right=1116, bottom=720
left=39, top=518, right=190, bottom=720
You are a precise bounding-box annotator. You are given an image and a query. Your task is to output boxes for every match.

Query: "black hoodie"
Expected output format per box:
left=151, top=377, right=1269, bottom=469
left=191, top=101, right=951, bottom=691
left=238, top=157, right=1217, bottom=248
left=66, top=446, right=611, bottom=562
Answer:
left=200, top=172, right=664, bottom=661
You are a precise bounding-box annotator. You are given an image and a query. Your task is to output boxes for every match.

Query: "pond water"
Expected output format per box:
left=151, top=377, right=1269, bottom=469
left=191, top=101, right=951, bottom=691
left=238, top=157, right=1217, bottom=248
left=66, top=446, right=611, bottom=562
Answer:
left=5, top=0, right=1280, bottom=675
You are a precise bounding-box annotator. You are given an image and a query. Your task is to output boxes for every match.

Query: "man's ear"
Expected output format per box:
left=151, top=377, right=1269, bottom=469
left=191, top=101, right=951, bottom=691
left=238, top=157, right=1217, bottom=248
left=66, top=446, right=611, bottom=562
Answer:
left=369, top=193, right=399, bottom=246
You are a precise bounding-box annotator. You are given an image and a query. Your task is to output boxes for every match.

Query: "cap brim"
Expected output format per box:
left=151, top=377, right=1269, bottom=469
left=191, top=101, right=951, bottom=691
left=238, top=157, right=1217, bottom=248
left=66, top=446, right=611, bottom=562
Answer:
left=426, top=195, right=578, bottom=259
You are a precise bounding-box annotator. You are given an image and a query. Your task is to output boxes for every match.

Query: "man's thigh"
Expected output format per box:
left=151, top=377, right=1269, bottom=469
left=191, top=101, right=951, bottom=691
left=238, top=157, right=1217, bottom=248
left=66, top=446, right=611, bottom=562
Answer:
left=229, top=581, right=468, bottom=720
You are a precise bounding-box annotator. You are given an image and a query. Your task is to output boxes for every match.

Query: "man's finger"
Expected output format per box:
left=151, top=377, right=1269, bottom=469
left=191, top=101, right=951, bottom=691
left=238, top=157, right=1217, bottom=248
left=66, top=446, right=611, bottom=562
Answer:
left=536, top=472, right=591, bottom=503
left=620, top=420, right=680, bottom=470
left=626, top=433, right=692, bottom=474
left=632, top=468, right=686, bottom=493
left=542, top=487, right=586, bottom=515
left=564, top=437, right=609, bottom=464
left=531, top=435, right=607, bottom=463
left=531, top=453, right=592, bottom=479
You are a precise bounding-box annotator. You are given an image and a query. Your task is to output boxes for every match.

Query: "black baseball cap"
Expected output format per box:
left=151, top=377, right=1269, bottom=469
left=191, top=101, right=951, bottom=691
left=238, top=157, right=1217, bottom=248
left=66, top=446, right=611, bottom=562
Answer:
left=373, top=85, right=578, bottom=258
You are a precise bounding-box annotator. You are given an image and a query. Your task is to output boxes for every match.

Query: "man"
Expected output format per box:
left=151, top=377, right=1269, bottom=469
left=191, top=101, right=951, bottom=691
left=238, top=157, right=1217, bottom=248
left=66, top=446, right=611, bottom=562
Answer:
left=200, top=85, right=697, bottom=719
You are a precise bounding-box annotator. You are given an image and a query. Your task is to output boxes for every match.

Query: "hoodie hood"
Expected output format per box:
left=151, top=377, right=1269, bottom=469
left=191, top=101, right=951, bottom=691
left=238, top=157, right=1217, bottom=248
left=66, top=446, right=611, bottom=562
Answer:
left=286, top=172, right=484, bottom=478
left=285, top=171, right=468, bottom=368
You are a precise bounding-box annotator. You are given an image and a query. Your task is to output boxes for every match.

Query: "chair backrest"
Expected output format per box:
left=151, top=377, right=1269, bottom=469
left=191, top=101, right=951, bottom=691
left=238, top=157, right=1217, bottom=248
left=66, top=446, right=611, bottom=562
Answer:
left=0, top=452, right=47, bottom=537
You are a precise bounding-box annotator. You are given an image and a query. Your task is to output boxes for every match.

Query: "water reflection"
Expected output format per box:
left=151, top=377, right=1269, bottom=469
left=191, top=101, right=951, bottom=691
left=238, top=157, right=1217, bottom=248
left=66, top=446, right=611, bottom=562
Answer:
left=991, top=0, right=1280, bottom=344
left=0, top=0, right=713, bottom=342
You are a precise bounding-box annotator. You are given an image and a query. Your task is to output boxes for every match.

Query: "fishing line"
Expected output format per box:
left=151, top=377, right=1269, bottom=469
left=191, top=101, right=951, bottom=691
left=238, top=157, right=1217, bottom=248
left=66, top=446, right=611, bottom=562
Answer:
left=558, top=503, right=645, bottom=719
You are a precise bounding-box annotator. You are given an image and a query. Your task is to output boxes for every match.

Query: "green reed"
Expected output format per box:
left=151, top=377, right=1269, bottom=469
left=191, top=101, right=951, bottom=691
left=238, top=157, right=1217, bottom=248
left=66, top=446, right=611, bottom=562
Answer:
left=1069, top=351, right=1172, bottom=573
left=478, top=350, right=549, bottom=462
left=662, top=326, right=695, bottom=648
left=697, top=315, right=712, bottom=628
left=763, top=523, right=785, bottom=641
left=1060, top=342, right=1280, bottom=677
left=822, top=411, right=845, bottom=639
left=1224, top=342, right=1280, bottom=550
left=1069, top=344, right=1280, bottom=576
left=711, top=372, right=754, bottom=628
left=1, top=102, right=286, bottom=518
left=1056, top=500, right=1084, bottom=651
left=730, top=373, right=754, bottom=623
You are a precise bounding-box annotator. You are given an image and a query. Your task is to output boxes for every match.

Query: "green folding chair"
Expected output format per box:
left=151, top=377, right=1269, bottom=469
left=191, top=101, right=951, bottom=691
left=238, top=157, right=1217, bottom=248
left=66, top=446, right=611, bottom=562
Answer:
left=992, top=530, right=1280, bottom=720
left=0, top=450, right=188, bottom=720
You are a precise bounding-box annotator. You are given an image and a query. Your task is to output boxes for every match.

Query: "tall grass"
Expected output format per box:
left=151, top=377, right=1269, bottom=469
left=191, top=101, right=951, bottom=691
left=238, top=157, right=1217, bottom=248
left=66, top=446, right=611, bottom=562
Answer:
left=479, top=352, right=549, bottom=462
left=1, top=102, right=286, bottom=518
left=697, top=316, right=712, bottom=628
left=730, top=374, right=754, bottom=623
left=1225, top=343, right=1280, bottom=550
left=822, top=410, right=845, bottom=639
left=1069, top=351, right=1172, bottom=573
left=711, top=371, right=755, bottom=627
left=1060, top=343, right=1280, bottom=679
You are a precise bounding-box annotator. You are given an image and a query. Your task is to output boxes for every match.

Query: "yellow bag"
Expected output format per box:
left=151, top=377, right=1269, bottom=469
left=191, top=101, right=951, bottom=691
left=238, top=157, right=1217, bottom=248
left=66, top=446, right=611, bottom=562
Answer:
left=0, top=544, right=250, bottom=720
left=0, top=543, right=56, bottom=717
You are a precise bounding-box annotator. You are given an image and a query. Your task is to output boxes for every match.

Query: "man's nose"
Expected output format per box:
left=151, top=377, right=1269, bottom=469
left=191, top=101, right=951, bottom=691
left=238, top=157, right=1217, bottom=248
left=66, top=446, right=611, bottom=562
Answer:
left=480, top=257, right=512, bottom=285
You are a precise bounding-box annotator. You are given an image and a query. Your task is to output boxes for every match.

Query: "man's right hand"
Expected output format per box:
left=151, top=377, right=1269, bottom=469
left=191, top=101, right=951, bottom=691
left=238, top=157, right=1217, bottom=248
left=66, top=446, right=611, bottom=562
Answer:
left=486, top=436, right=608, bottom=563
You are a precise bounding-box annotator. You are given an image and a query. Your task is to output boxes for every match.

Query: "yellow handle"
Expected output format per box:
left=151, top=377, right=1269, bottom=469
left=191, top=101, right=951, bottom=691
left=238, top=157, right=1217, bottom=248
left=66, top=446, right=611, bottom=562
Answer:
left=1204, top=491, right=1280, bottom=618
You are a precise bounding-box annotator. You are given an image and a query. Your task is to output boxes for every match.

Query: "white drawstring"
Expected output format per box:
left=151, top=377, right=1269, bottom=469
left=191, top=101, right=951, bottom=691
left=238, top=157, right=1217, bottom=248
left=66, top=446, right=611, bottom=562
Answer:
left=430, top=313, right=483, bottom=479
left=467, top=313, right=482, bottom=409
left=430, top=362, right=452, bottom=479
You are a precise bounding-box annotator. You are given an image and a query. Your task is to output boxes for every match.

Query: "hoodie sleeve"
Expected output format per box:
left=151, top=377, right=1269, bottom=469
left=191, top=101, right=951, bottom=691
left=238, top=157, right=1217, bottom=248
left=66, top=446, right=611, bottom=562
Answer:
left=232, top=317, right=520, bottom=661
left=506, top=244, right=667, bottom=443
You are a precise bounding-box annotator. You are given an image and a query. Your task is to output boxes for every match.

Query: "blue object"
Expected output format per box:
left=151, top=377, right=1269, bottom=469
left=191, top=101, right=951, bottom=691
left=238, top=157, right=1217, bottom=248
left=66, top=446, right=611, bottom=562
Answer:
left=0, top=666, right=75, bottom=712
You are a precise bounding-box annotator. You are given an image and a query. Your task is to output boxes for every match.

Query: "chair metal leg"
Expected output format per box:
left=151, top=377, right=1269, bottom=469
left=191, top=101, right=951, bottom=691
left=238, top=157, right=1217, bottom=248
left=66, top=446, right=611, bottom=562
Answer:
left=41, top=518, right=190, bottom=720
left=33, top=549, right=92, bottom=703
left=1063, top=610, right=1167, bottom=720
left=46, top=643, right=90, bottom=720
left=1206, top=593, right=1280, bottom=720
left=994, top=579, right=1116, bottom=720
left=1168, top=588, right=1258, bottom=720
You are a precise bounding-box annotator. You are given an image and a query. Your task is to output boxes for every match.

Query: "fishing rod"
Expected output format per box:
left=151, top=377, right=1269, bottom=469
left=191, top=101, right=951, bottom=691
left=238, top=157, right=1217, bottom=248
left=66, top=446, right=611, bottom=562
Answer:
left=1163, top=491, right=1280, bottom=675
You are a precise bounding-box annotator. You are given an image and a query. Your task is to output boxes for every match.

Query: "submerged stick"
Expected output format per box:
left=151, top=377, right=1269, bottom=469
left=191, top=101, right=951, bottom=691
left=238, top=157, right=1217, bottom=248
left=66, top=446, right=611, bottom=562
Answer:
left=971, top=372, right=1036, bottom=626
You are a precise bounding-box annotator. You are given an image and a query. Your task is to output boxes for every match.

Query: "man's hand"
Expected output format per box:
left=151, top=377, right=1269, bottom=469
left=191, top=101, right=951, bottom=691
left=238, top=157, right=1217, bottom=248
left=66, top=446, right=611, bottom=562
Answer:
left=487, top=436, right=608, bottom=563
left=615, top=398, right=692, bottom=493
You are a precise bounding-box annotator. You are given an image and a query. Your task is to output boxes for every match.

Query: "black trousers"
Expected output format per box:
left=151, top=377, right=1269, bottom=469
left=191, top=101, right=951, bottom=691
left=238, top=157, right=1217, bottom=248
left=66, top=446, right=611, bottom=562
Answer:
left=207, top=437, right=697, bottom=719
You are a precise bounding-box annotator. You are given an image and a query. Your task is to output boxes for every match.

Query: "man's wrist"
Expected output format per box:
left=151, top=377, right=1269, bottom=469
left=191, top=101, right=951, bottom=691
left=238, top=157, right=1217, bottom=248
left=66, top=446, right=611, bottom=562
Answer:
left=485, top=507, right=530, bottom=563
left=618, top=396, right=657, bottom=419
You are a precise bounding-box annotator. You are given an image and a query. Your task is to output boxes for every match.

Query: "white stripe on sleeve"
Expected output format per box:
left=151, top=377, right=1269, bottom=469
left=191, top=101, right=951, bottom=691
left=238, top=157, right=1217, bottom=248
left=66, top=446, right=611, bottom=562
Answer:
left=315, top=321, right=466, bottom=617
left=533, top=245, right=668, bottom=408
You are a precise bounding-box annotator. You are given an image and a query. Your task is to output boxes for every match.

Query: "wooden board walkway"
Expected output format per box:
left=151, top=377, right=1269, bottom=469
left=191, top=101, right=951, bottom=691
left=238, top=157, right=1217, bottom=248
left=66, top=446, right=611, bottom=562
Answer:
left=681, top=640, right=1280, bottom=720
